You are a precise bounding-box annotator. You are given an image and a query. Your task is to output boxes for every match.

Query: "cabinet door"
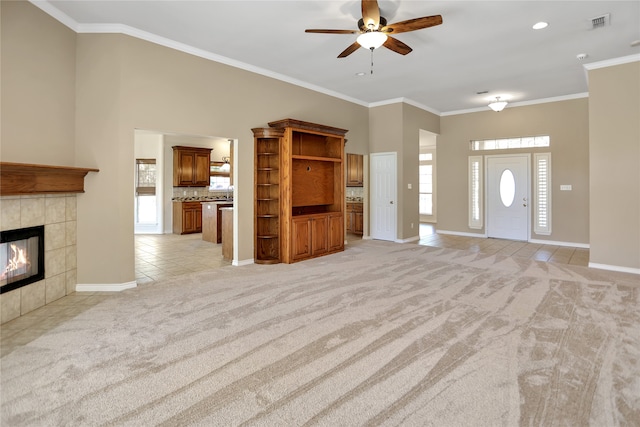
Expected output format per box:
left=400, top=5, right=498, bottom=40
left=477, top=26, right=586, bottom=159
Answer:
left=346, top=208, right=353, bottom=232
left=177, top=151, right=195, bottom=186
left=311, top=216, right=328, bottom=256
left=194, top=152, right=211, bottom=186
left=347, top=154, right=363, bottom=187
left=291, top=217, right=312, bottom=260
left=354, top=212, right=364, bottom=234
left=195, top=207, right=203, bottom=232
left=183, top=208, right=197, bottom=233
left=328, top=214, right=344, bottom=251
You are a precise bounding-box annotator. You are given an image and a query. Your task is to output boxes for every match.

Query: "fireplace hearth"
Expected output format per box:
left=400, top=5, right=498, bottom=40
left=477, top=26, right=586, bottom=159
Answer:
left=0, top=225, right=45, bottom=294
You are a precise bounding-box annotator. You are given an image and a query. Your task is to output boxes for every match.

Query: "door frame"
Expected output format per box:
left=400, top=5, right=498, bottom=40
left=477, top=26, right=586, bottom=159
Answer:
left=485, top=154, right=531, bottom=241
left=370, top=152, right=398, bottom=242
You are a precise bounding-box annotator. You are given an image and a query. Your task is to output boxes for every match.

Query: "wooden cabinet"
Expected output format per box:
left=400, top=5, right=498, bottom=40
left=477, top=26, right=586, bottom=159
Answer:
left=172, top=201, right=202, bottom=234
left=290, top=212, right=343, bottom=261
left=172, top=146, right=212, bottom=187
left=346, top=153, right=364, bottom=187
left=346, top=202, right=363, bottom=235
left=253, top=119, right=347, bottom=264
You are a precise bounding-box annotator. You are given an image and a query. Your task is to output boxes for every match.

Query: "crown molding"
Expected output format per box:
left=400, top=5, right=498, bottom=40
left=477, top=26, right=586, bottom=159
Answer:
left=441, top=92, right=589, bottom=116
left=583, top=54, right=640, bottom=71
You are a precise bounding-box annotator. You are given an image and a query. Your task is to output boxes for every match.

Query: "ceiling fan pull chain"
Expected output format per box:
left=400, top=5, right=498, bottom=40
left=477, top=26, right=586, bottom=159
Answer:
left=370, top=47, right=375, bottom=74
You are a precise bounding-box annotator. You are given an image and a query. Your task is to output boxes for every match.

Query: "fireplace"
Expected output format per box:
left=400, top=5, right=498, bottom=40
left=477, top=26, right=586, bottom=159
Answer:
left=0, top=225, right=45, bottom=294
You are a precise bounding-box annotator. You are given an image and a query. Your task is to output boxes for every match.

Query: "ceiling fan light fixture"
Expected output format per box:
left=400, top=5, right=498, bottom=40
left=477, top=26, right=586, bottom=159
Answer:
left=357, top=31, right=388, bottom=49
left=488, top=97, right=508, bottom=112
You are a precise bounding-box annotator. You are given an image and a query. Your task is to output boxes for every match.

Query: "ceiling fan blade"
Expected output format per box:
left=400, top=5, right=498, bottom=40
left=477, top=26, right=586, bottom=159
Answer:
left=382, top=15, right=443, bottom=34
left=383, top=36, right=412, bottom=55
left=338, top=42, right=361, bottom=58
left=305, top=29, right=358, bottom=34
left=361, top=0, right=381, bottom=29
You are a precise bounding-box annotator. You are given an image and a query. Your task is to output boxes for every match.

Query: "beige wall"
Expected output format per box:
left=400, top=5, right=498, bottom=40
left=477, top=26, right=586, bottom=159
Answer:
left=368, top=103, right=439, bottom=240
left=588, top=61, right=640, bottom=270
left=0, top=1, right=76, bottom=165
left=401, top=104, right=439, bottom=239
left=438, top=98, right=590, bottom=245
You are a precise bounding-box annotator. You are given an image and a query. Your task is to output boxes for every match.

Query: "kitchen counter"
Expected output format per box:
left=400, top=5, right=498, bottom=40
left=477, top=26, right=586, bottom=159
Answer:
left=172, top=196, right=233, bottom=202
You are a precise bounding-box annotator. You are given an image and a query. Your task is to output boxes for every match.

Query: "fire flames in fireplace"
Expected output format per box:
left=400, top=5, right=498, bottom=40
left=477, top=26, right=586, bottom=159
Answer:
left=1, top=242, right=30, bottom=283
left=0, top=225, right=45, bottom=294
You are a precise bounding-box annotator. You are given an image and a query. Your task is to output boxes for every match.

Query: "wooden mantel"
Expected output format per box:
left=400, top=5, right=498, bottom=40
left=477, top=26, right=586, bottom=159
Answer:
left=0, top=162, right=99, bottom=195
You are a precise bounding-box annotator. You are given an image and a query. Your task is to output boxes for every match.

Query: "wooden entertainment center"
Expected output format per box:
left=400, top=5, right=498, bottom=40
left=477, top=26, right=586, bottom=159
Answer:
left=253, top=119, right=347, bottom=264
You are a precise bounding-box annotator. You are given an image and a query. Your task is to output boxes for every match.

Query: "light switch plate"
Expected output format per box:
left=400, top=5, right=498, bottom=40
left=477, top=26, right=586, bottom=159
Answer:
left=560, top=185, right=572, bottom=191
left=407, top=183, right=412, bottom=189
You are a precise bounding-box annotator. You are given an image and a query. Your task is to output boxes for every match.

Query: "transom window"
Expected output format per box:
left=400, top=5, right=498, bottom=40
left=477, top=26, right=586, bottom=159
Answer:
left=470, top=136, right=550, bottom=151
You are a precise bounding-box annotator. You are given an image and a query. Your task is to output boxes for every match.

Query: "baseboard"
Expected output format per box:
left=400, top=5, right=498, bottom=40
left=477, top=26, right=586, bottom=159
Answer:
left=233, top=258, right=254, bottom=266
left=397, top=235, right=420, bottom=243
left=529, top=239, right=590, bottom=249
left=588, top=262, right=640, bottom=275
left=76, top=281, right=137, bottom=292
left=436, top=229, right=487, bottom=238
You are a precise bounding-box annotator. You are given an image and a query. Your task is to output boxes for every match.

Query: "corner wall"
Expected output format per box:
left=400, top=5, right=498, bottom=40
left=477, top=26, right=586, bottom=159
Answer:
left=588, top=60, right=640, bottom=272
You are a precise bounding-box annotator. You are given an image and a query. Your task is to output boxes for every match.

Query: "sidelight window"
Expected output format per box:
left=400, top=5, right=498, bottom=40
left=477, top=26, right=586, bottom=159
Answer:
left=468, top=156, right=483, bottom=229
left=534, top=153, right=552, bottom=235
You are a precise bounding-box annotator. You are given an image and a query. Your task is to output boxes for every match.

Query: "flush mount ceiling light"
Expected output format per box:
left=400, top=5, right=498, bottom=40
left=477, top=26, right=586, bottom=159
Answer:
left=533, top=21, right=548, bottom=30
left=488, top=96, right=508, bottom=112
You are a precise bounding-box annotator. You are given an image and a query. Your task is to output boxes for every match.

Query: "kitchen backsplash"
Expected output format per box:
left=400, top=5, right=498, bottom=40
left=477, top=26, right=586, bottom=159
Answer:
left=172, top=187, right=230, bottom=200
left=346, top=186, right=364, bottom=202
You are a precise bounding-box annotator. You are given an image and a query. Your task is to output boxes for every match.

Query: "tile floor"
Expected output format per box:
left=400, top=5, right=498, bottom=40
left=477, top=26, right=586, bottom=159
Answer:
left=135, top=233, right=230, bottom=285
left=1, top=228, right=589, bottom=355
left=417, top=224, right=590, bottom=266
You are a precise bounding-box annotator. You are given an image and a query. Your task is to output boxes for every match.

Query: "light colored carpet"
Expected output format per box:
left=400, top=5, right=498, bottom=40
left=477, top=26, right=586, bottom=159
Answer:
left=1, top=239, right=639, bottom=426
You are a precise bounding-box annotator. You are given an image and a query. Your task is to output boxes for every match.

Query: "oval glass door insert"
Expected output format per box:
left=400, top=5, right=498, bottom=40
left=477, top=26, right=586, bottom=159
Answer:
left=500, top=169, right=516, bottom=207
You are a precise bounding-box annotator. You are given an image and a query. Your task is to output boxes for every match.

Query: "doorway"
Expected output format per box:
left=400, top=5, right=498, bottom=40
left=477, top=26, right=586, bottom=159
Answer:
left=370, top=152, right=397, bottom=241
left=486, top=154, right=530, bottom=241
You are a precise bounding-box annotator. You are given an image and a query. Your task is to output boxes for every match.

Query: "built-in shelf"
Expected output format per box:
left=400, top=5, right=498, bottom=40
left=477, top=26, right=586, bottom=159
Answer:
left=0, top=162, right=99, bottom=195
left=292, top=155, right=341, bottom=162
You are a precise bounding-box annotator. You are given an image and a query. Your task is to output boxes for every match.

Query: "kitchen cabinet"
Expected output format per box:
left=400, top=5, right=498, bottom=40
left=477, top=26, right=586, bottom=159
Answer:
left=346, top=153, right=364, bottom=187
left=172, top=146, right=212, bottom=187
left=346, top=202, right=363, bottom=235
left=253, top=118, right=347, bottom=264
left=172, top=201, right=202, bottom=234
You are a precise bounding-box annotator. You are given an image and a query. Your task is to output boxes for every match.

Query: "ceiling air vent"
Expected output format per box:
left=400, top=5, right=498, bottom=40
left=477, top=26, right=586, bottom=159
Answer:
left=590, top=14, right=610, bottom=29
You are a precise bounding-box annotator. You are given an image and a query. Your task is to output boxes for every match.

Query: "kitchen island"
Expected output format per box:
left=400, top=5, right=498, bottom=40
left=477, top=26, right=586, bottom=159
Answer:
left=201, top=200, right=233, bottom=243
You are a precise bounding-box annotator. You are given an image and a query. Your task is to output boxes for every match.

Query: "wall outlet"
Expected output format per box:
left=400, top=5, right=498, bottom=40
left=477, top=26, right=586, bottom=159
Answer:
left=408, top=183, right=412, bottom=189
left=411, top=223, right=414, bottom=229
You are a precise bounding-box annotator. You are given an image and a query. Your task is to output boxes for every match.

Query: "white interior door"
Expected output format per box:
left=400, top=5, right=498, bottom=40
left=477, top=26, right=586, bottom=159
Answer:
left=370, top=152, right=397, bottom=241
left=487, top=155, right=529, bottom=241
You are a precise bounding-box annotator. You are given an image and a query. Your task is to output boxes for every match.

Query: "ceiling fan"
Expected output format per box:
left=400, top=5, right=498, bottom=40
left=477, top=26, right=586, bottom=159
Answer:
left=305, top=0, right=443, bottom=58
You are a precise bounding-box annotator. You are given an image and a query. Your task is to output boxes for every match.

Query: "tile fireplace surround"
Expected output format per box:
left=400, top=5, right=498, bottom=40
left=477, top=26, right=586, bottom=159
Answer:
left=0, top=194, right=78, bottom=324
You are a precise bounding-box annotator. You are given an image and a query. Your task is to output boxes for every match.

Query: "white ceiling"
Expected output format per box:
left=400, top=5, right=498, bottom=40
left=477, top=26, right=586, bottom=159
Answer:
left=37, top=0, right=640, bottom=114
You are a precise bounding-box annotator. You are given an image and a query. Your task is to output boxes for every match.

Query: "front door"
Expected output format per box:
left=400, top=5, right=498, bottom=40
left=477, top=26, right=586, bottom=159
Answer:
left=370, top=152, right=397, bottom=241
left=487, top=155, right=529, bottom=241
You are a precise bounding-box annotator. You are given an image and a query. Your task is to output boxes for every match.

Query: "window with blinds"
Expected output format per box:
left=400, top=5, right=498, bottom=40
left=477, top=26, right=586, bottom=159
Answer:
left=534, top=153, right=552, bottom=235
left=468, top=156, right=483, bottom=229
left=136, top=159, right=156, bottom=196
